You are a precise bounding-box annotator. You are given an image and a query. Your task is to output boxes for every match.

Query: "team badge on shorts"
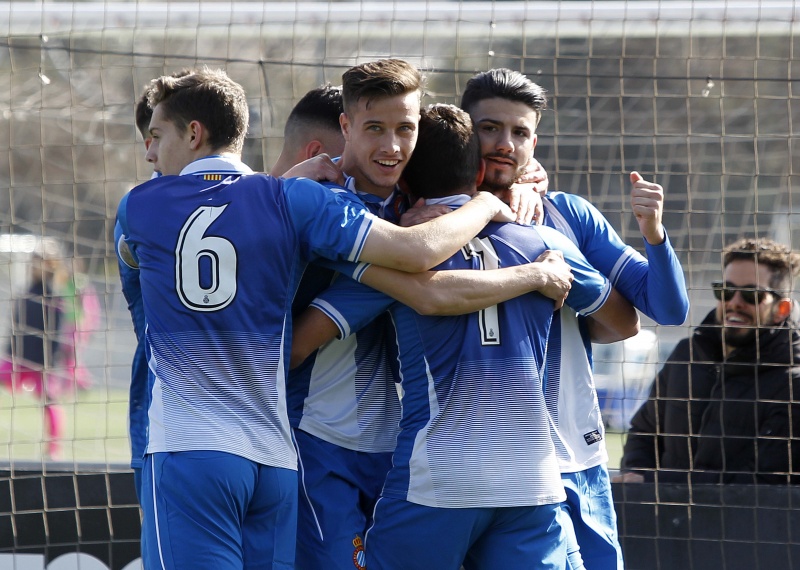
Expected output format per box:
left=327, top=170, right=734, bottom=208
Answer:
left=352, top=535, right=366, bottom=570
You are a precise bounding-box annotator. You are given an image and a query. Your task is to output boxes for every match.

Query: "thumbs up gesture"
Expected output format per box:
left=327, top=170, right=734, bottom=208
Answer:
left=629, top=171, right=665, bottom=245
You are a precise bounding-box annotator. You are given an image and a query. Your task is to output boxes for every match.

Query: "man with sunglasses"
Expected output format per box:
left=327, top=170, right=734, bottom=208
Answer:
left=616, top=237, right=800, bottom=485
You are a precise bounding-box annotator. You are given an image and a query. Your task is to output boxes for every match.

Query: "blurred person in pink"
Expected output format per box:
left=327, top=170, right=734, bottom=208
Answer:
left=0, top=251, right=68, bottom=460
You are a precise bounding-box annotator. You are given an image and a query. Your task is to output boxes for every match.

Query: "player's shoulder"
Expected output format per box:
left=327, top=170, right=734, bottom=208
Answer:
left=283, top=177, right=363, bottom=205
left=545, top=191, right=596, bottom=214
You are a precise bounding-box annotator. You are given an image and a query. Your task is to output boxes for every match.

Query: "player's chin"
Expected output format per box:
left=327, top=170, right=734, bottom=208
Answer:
left=487, top=171, right=516, bottom=191
left=371, top=169, right=403, bottom=188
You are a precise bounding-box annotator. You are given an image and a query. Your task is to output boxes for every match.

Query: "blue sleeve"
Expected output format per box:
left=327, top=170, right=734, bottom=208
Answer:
left=114, top=214, right=150, bottom=469
left=545, top=192, right=688, bottom=325
left=310, top=276, right=394, bottom=340
left=283, top=177, right=376, bottom=263
left=313, top=259, right=372, bottom=282
left=535, top=225, right=611, bottom=316
left=114, top=218, right=145, bottom=343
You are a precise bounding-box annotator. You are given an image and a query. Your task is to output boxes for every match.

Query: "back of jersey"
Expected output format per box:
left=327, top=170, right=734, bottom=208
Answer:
left=123, top=172, right=302, bottom=470
left=385, top=222, right=563, bottom=509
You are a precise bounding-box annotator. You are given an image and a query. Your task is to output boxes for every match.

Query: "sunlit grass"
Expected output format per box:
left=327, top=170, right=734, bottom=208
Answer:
left=0, top=386, right=130, bottom=464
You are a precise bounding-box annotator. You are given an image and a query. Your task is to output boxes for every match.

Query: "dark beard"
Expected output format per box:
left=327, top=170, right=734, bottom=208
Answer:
left=722, top=326, right=757, bottom=348
left=481, top=168, right=519, bottom=194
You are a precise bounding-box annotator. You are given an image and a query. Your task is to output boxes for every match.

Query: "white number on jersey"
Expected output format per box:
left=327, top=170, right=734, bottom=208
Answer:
left=175, top=204, right=237, bottom=312
left=461, top=237, right=501, bottom=345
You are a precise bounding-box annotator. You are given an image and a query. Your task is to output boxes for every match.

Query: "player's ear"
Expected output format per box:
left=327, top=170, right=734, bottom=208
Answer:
left=187, top=120, right=204, bottom=150
left=476, top=158, right=486, bottom=187
left=531, top=133, right=538, bottom=152
left=339, top=112, right=351, bottom=141
left=305, top=140, right=323, bottom=159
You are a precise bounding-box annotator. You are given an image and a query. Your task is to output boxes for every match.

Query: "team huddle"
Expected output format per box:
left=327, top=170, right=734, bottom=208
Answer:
left=115, top=60, right=689, bottom=570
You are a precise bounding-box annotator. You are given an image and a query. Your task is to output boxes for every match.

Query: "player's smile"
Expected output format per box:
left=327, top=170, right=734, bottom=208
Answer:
left=484, top=153, right=518, bottom=168
left=339, top=90, right=420, bottom=199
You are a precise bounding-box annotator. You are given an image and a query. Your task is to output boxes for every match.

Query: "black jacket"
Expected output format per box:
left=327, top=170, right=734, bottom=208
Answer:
left=620, top=309, right=800, bottom=485
left=7, top=279, right=62, bottom=368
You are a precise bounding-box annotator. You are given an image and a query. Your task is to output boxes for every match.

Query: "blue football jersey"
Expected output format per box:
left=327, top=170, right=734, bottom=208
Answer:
left=311, top=198, right=610, bottom=508
left=286, top=178, right=407, bottom=453
left=114, top=219, right=149, bottom=470
left=542, top=191, right=688, bottom=472
left=117, top=156, right=376, bottom=469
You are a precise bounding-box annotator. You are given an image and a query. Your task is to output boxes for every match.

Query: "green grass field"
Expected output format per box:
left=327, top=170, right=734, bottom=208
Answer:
left=0, top=386, right=627, bottom=468
left=0, top=386, right=130, bottom=464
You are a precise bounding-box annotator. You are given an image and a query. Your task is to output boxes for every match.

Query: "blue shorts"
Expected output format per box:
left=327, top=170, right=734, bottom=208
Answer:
left=132, top=466, right=143, bottom=504
left=561, top=464, right=623, bottom=570
left=294, top=428, right=393, bottom=570
left=366, top=496, right=567, bottom=570
left=140, top=451, right=297, bottom=570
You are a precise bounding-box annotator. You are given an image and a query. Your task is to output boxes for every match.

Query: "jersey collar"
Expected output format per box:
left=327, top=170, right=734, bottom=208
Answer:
left=180, top=155, right=254, bottom=176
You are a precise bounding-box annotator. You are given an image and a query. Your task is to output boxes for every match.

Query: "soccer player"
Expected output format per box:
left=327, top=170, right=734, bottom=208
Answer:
left=270, top=83, right=345, bottom=177
left=291, top=103, right=638, bottom=570
left=286, top=59, right=575, bottom=570
left=114, top=85, right=156, bottom=502
left=117, top=71, right=193, bottom=502
left=460, top=68, right=690, bottom=569
left=116, top=67, right=516, bottom=570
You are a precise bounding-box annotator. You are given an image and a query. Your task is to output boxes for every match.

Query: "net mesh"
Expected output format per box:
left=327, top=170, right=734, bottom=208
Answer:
left=0, top=1, right=798, bottom=566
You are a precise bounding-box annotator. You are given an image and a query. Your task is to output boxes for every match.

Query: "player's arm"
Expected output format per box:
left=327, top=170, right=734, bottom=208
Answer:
left=583, top=288, right=639, bottom=344
left=352, top=249, right=571, bottom=315
left=114, top=219, right=146, bottom=342
left=548, top=187, right=688, bottom=326
left=359, top=191, right=515, bottom=273
left=290, top=306, right=340, bottom=369
left=280, top=153, right=345, bottom=186
left=290, top=276, right=393, bottom=369
left=626, top=171, right=689, bottom=324
left=544, top=225, right=639, bottom=343
left=401, top=167, right=545, bottom=228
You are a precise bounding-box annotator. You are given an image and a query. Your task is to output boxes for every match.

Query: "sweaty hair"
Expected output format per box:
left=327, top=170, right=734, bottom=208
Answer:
left=284, top=83, right=343, bottom=142
left=341, top=59, right=423, bottom=113
left=147, top=67, right=249, bottom=154
left=402, top=104, right=481, bottom=200
left=723, top=237, right=800, bottom=293
left=460, top=68, right=548, bottom=125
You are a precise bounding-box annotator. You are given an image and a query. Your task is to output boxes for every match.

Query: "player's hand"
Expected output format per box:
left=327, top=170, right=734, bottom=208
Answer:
left=283, top=154, right=345, bottom=186
left=474, top=191, right=517, bottom=224
left=400, top=198, right=452, bottom=227
left=502, top=183, right=543, bottom=226
left=533, top=250, right=572, bottom=310
left=630, top=171, right=665, bottom=245
left=611, top=471, right=645, bottom=484
left=517, top=157, right=549, bottom=196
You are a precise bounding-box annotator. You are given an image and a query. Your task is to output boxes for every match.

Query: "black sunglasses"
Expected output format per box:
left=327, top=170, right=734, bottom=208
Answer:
left=711, top=281, right=780, bottom=305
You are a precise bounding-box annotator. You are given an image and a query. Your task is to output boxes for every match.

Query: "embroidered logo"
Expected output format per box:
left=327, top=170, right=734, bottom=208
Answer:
left=352, top=535, right=366, bottom=570
left=584, top=430, right=603, bottom=445
left=203, top=174, right=223, bottom=181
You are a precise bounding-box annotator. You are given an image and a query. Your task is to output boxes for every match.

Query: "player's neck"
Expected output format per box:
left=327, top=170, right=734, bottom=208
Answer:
left=477, top=181, right=510, bottom=196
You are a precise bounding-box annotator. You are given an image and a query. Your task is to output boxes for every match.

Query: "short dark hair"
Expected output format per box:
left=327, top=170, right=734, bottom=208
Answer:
left=341, top=59, right=423, bottom=113
left=134, top=89, right=153, bottom=140
left=147, top=67, right=249, bottom=153
left=723, top=237, right=800, bottom=293
left=284, top=84, right=343, bottom=141
left=135, top=69, right=192, bottom=140
left=402, top=104, right=481, bottom=200
left=461, top=68, right=547, bottom=125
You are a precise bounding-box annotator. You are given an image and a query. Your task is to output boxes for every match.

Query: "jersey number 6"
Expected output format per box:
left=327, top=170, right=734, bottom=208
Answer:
left=175, top=204, right=238, bottom=312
